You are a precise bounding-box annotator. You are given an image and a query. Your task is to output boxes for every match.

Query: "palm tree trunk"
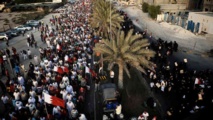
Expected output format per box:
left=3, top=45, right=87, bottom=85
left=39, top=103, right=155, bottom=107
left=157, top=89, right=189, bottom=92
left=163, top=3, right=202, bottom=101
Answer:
left=118, top=63, right=124, bottom=89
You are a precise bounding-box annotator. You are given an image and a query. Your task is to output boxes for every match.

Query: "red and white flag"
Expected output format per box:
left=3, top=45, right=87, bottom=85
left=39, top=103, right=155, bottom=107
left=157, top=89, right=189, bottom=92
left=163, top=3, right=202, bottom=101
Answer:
left=44, top=93, right=65, bottom=108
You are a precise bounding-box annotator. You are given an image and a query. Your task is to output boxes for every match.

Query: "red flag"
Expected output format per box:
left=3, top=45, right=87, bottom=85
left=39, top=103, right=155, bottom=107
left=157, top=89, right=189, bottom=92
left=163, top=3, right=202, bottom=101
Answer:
left=63, top=66, right=69, bottom=73
left=57, top=67, right=64, bottom=74
left=90, top=69, right=97, bottom=77
left=44, top=93, right=65, bottom=108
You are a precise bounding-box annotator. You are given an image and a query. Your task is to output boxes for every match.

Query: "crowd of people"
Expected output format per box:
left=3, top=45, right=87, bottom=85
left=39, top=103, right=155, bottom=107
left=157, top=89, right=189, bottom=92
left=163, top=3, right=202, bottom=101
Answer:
left=1, top=0, right=213, bottom=120
left=0, top=1, right=94, bottom=120
left=146, top=38, right=213, bottom=119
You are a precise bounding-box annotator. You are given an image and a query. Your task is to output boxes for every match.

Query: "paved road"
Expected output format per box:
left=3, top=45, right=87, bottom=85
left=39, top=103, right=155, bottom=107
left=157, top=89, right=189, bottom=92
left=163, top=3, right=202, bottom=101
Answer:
left=0, top=12, right=60, bottom=83
left=0, top=5, right=96, bottom=120
left=116, top=4, right=213, bottom=120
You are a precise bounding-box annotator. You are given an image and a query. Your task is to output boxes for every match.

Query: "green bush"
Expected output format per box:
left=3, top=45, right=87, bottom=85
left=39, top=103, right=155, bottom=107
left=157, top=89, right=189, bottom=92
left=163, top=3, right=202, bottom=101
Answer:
left=148, top=5, right=161, bottom=19
left=142, top=2, right=149, bottom=13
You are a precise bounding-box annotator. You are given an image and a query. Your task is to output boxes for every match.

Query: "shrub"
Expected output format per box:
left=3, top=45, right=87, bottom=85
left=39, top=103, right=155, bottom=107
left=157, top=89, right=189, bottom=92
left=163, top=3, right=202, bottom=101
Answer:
left=148, top=5, right=161, bottom=19
left=142, top=2, right=149, bottom=13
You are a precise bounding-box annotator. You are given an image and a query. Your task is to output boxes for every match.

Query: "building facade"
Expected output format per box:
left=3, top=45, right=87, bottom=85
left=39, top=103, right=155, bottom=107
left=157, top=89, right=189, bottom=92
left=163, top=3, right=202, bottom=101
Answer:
left=141, top=0, right=188, bottom=5
left=187, top=12, right=213, bottom=34
left=203, top=0, right=213, bottom=12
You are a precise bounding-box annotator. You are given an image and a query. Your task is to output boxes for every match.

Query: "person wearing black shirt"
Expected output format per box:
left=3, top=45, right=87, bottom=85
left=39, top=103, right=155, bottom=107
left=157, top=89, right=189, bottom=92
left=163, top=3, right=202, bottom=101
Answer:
left=29, top=62, right=34, bottom=71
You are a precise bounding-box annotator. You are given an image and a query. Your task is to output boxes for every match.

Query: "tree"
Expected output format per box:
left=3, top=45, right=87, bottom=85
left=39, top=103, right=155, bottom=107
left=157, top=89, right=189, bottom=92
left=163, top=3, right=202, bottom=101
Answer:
left=89, top=0, right=124, bottom=39
left=93, top=29, right=156, bottom=89
left=142, top=2, right=149, bottom=13
left=148, top=5, right=161, bottom=19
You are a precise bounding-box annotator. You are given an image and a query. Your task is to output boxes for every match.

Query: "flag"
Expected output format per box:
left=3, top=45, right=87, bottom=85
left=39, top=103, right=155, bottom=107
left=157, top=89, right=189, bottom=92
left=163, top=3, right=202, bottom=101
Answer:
left=63, top=66, right=69, bottom=73
left=44, top=93, right=65, bottom=108
left=90, top=69, right=97, bottom=77
left=57, top=67, right=64, bottom=74
left=85, top=66, right=90, bottom=74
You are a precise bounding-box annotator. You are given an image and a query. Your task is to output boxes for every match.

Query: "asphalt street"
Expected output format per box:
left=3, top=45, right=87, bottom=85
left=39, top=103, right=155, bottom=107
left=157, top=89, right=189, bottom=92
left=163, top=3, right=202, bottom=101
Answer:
left=1, top=3, right=213, bottom=120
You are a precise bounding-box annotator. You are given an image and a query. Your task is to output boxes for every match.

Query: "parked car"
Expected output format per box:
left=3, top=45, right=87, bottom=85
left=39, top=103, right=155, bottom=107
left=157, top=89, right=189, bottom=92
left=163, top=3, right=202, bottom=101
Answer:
left=6, top=29, right=21, bottom=37
left=26, top=20, right=40, bottom=27
left=0, top=33, right=9, bottom=40
left=14, top=25, right=32, bottom=31
left=23, top=24, right=33, bottom=30
left=26, top=20, right=39, bottom=24
left=11, top=29, right=21, bottom=36
left=27, top=22, right=39, bottom=27
left=5, top=31, right=13, bottom=39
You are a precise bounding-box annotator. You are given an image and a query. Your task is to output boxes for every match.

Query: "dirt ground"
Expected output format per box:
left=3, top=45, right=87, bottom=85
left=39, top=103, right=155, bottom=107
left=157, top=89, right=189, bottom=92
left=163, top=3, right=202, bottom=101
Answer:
left=0, top=12, right=22, bottom=32
left=0, top=11, right=44, bottom=32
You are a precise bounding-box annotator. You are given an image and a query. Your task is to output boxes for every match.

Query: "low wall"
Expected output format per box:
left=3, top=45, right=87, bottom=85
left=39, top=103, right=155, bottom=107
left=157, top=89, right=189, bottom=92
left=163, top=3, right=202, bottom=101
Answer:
left=160, top=4, right=187, bottom=12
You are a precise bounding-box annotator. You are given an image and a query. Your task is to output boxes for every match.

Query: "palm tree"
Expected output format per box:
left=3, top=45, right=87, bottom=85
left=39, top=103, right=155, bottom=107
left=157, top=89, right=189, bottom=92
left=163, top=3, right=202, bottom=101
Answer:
left=93, top=29, right=156, bottom=89
left=89, top=0, right=124, bottom=38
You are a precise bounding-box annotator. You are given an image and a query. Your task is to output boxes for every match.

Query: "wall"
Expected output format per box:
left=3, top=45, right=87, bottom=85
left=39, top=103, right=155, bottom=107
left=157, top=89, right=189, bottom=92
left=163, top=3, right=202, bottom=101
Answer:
left=188, top=12, right=213, bottom=34
left=160, top=4, right=187, bottom=12
left=203, top=0, right=213, bottom=12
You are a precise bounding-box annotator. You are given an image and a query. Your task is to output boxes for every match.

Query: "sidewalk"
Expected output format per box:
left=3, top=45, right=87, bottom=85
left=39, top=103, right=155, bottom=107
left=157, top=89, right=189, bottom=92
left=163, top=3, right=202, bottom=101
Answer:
left=119, top=5, right=213, bottom=70
left=120, top=6, right=213, bottom=54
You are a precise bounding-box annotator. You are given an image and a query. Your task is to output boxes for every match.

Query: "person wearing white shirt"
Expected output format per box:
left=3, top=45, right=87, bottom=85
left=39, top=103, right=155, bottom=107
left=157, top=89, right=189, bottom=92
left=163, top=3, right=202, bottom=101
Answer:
left=32, top=80, right=38, bottom=87
left=66, top=100, right=75, bottom=118
left=52, top=82, right=58, bottom=89
left=13, top=90, right=20, bottom=100
left=60, top=89, right=68, bottom=101
left=71, top=108, right=78, bottom=119
left=142, top=111, right=149, bottom=120
left=15, top=101, right=23, bottom=110
left=28, top=103, right=36, bottom=112
left=64, top=55, right=69, bottom=62
left=79, top=113, right=87, bottom=120
left=65, top=93, right=72, bottom=102
left=115, top=104, right=122, bottom=116
left=59, top=81, right=66, bottom=89
left=138, top=114, right=144, bottom=120
left=62, top=75, right=70, bottom=86
left=28, top=96, right=36, bottom=104
left=17, top=75, right=25, bottom=86
left=37, top=95, right=43, bottom=104
left=29, top=89, right=36, bottom=98
left=66, top=85, right=73, bottom=94
left=110, top=70, right=115, bottom=83
left=27, top=49, right=32, bottom=58
left=52, top=106, right=61, bottom=116
left=1, top=94, right=9, bottom=104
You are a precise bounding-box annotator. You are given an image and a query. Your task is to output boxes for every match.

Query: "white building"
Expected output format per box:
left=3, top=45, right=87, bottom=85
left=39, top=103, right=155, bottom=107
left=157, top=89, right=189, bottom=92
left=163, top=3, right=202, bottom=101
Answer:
left=188, top=12, right=213, bottom=34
